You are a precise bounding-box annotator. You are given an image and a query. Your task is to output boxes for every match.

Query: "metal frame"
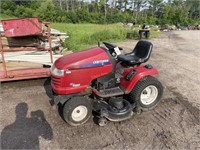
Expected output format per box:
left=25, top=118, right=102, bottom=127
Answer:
left=0, top=22, right=53, bottom=82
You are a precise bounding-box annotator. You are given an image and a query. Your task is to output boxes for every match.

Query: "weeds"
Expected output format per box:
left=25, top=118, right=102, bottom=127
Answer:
left=52, top=23, right=160, bottom=51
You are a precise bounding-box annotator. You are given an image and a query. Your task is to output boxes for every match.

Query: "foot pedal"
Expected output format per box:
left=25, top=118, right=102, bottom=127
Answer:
left=126, top=70, right=137, bottom=81
left=95, top=87, right=124, bottom=98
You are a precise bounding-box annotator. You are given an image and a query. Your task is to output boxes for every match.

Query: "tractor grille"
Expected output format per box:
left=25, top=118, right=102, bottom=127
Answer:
left=51, top=76, right=62, bottom=87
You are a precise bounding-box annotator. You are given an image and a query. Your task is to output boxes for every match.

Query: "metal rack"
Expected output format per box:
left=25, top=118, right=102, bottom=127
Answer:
left=0, top=18, right=53, bottom=82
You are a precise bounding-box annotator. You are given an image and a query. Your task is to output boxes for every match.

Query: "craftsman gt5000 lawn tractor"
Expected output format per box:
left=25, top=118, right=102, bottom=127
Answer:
left=51, top=40, right=163, bottom=126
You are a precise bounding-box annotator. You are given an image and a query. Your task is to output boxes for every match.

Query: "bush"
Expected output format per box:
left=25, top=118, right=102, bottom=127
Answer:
left=1, top=0, right=16, bottom=15
left=126, top=30, right=138, bottom=39
left=53, top=9, right=133, bottom=24
left=66, top=12, right=79, bottom=23
left=84, top=25, right=129, bottom=45
left=146, top=17, right=158, bottom=25
left=14, top=5, right=26, bottom=18
left=85, top=30, right=120, bottom=44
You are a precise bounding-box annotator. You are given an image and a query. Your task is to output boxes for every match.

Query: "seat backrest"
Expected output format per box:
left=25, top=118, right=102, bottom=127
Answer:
left=133, top=40, right=153, bottom=62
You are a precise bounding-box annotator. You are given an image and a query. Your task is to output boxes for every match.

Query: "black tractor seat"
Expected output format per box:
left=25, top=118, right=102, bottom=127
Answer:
left=117, top=40, right=153, bottom=66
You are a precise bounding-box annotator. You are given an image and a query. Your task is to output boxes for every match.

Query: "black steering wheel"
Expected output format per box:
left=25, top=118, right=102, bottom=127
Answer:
left=103, top=42, right=123, bottom=50
left=103, top=42, right=123, bottom=56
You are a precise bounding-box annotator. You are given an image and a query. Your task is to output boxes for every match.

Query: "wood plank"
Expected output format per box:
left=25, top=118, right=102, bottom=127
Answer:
left=1, top=36, right=39, bottom=47
left=0, top=61, right=44, bottom=71
left=1, top=51, right=62, bottom=64
left=1, top=46, right=42, bottom=52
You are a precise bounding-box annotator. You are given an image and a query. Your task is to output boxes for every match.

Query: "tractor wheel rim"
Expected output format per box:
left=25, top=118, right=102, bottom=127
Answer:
left=140, top=85, right=158, bottom=105
left=71, top=105, right=88, bottom=122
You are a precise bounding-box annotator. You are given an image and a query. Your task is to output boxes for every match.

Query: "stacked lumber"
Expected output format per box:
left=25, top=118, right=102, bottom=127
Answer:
left=0, top=19, right=70, bottom=70
left=1, top=36, right=40, bottom=51
left=39, top=28, right=69, bottom=51
left=0, top=50, right=64, bottom=71
left=1, top=51, right=62, bottom=64
left=0, top=22, right=69, bottom=53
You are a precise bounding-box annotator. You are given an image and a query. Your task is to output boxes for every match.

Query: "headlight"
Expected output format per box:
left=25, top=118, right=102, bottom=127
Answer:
left=51, top=65, right=64, bottom=76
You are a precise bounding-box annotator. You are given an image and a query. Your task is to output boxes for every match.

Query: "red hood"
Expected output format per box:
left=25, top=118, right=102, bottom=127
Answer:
left=54, top=47, right=111, bottom=70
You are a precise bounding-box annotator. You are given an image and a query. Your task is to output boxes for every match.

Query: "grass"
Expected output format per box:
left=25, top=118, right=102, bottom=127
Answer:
left=0, top=14, right=16, bottom=20
left=52, top=23, right=161, bottom=51
left=52, top=23, right=131, bottom=51
left=150, top=28, right=161, bottom=38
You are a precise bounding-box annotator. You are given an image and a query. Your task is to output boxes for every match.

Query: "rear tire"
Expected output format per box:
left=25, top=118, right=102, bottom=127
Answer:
left=128, top=76, right=163, bottom=111
left=63, top=97, right=92, bottom=126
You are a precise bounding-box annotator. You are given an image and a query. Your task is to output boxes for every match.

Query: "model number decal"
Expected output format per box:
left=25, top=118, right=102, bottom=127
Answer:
left=70, top=83, right=80, bottom=87
left=80, top=59, right=110, bottom=68
left=93, top=59, right=109, bottom=64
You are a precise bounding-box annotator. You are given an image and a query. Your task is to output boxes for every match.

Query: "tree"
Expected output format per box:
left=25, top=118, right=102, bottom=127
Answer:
left=1, top=0, right=199, bottom=25
left=1, top=0, right=16, bottom=15
left=147, top=0, right=163, bottom=17
left=186, top=0, right=200, bottom=20
left=34, top=0, right=56, bottom=22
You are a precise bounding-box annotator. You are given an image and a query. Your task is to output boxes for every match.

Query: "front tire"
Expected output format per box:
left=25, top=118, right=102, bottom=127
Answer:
left=63, top=97, right=92, bottom=126
left=128, top=76, right=163, bottom=111
left=98, top=117, right=108, bottom=127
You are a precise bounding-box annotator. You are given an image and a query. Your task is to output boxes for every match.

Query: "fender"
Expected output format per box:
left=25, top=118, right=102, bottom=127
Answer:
left=120, top=65, right=158, bottom=94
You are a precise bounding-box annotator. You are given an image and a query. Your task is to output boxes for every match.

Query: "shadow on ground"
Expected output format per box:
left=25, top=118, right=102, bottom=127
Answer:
left=1, top=102, right=53, bottom=149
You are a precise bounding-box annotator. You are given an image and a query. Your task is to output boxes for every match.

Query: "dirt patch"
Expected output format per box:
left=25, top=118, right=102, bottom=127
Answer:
left=1, top=31, right=200, bottom=149
left=170, top=88, right=200, bottom=125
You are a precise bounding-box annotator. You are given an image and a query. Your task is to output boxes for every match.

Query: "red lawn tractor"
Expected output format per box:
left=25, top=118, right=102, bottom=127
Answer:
left=51, top=40, right=163, bottom=126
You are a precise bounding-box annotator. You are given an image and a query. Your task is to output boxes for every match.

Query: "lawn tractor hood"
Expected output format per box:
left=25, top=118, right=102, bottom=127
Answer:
left=54, top=47, right=112, bottom=70
left=51, top=47, right=113, bottom=95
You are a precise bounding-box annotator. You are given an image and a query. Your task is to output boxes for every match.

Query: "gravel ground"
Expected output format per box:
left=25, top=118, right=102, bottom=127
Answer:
left=0, top=31, right=200, bottom=149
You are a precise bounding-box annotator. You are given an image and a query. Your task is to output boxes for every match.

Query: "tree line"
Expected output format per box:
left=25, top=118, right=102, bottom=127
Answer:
left=1, top=0, right=200, bottom=25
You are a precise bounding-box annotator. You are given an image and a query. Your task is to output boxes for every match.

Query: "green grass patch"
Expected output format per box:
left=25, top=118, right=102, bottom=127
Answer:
left=0, top=14, right=16, bottom=20
left=52, top=23, right=160, bottom=51
left=52, top=23, right=131, bottom=51
left=149, top=28, right=161, bottom=38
